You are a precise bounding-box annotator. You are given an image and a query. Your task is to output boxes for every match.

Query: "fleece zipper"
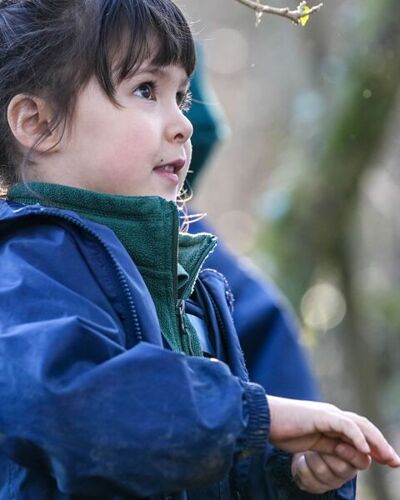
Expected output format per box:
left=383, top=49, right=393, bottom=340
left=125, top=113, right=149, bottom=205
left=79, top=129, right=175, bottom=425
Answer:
left=171, top=208, right=195, bottom=355
left=175, top=230, right=218, bottom=357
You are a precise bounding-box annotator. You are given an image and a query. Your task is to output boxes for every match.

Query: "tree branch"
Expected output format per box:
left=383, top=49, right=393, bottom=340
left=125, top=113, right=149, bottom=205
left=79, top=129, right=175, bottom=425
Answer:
left=235, top=0, right=323, bottom=26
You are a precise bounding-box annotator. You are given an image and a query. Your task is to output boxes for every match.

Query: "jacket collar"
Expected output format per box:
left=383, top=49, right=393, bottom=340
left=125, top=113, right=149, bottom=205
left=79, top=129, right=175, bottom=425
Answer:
left=8, top=182, right=217, bottom=301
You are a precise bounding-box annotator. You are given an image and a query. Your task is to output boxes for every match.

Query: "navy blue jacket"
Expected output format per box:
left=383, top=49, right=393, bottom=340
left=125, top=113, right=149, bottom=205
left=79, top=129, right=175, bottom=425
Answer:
left=0, top=200, right=354, bottom=499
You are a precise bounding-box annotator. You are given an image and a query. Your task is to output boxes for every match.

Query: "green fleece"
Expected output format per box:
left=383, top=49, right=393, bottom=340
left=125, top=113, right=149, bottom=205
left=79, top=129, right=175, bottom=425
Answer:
left=8, top=182, right=218, bottom=356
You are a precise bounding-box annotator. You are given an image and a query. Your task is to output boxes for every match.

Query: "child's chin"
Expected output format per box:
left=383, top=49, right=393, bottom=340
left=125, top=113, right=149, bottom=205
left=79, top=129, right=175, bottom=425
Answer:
left=154, top=186, right=180, bottom=202
left=158, top=193, right=178, bottom=202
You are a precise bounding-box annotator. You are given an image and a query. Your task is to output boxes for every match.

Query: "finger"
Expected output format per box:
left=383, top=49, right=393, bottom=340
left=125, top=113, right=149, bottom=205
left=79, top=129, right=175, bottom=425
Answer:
left=283, top=433, right=361, bottom=457
left=319, top=453, right=358, bottom=481
left=315, top=413, right=371, bottom=455
left=335, top=443, right=372, bottom=470
left=293, top=453, right=336, bottom=494
left=309, top=435, right=341, bottom=454
left=371, top=444, right=400, bottom=467
left=345, top=413, right=400, bottom=467
left=278, top=434, right=341, bottom=455
left=304, top=452, right=349, bottom=488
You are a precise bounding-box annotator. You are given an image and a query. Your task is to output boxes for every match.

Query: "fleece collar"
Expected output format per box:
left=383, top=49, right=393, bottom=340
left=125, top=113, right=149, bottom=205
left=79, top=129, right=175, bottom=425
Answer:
left=8, top=182, right=218, bottom=355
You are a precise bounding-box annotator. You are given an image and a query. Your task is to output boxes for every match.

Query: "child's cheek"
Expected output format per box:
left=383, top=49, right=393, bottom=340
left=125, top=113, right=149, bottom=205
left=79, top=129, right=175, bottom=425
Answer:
left=184, top=140, right=192, bottom=167
left=178, top=141, right=192, bottom=189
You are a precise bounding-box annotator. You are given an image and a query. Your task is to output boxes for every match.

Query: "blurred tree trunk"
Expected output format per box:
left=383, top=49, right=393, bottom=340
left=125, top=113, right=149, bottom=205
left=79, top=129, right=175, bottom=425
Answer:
left=338, top=240, right=388, bottom=498
left=262, top=0, right=400, bottom=498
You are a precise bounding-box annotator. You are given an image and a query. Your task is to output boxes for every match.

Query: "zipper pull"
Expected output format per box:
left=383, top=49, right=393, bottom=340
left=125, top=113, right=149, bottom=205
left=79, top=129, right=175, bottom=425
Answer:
left=176, top=299, right=193, bottom=355
left=176, top=299, right=186, bottom=335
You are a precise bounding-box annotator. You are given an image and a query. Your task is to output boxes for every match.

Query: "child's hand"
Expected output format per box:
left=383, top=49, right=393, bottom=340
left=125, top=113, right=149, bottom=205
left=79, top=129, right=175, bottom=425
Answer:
left=267, top=396, right=400, bottom=467
left=291, top=446, right=371, bottom=494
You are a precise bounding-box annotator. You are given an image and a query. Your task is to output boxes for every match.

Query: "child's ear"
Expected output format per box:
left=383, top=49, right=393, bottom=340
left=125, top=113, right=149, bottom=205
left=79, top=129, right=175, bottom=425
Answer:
left=7, top=94, right=60, bottom=153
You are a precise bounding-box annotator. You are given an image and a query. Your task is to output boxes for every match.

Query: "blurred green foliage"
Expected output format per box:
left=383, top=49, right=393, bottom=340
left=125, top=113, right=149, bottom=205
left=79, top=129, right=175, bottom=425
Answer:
left=258, top=1, right=400, bottom=497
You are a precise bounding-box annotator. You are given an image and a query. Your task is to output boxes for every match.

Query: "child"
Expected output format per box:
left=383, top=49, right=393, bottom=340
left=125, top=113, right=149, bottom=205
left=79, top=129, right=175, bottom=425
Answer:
left=0, top=1, right=398, bottom=499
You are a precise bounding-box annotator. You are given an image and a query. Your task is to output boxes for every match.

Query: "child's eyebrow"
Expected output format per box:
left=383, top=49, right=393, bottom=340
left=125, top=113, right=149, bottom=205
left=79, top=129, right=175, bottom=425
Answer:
left=135, top=66, right=190, bottom=88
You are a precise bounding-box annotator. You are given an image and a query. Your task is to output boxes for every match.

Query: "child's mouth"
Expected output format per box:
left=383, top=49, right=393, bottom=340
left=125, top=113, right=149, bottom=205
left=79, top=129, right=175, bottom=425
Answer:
left=153, top=159, right=185, bottom=185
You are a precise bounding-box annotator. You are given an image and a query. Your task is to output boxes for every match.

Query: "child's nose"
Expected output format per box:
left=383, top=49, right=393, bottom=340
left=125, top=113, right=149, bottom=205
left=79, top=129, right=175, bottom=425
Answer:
left=166, top=111, right=193, bottom=144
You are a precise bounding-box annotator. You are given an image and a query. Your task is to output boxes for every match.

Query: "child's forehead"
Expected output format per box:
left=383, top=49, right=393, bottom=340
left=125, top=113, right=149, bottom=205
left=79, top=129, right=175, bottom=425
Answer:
left=133, top=63, right=190, bottom=82
left=116, top=59, right=191, bottom=88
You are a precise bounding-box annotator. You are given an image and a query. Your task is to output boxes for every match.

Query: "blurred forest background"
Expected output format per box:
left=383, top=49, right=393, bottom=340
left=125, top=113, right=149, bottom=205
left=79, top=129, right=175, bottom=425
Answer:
left=183, top=0, right=400, bottom=498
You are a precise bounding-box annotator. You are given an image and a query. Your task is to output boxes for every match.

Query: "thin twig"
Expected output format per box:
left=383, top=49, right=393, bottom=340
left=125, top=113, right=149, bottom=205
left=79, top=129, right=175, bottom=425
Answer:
left=235, top=0, right=323, bottom=25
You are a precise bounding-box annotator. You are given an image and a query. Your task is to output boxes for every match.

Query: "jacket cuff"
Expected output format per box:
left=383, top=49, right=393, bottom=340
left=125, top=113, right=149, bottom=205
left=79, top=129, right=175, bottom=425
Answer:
left=239, top=382, right=270, bottom=457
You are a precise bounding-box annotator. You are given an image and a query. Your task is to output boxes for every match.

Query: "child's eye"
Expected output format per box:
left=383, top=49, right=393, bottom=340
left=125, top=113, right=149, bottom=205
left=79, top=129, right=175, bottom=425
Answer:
left=177, top=90, right=192, bottom=113
left=133, top=82, right=156, bottom=100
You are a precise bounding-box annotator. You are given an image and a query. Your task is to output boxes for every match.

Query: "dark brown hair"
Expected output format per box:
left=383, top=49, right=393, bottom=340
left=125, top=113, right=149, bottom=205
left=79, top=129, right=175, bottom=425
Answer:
left=0, top=0, right=195, bottom=187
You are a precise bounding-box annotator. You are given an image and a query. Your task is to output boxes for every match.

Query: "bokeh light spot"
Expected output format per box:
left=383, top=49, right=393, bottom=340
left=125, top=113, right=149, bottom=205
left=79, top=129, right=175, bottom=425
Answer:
left=300, top=282, right=347, bottom=332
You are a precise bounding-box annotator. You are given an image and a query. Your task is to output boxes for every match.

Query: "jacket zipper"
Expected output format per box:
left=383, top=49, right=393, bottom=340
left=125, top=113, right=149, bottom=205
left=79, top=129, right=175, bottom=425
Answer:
left=176, top=298, right=194, bottom=356
left=171, top=209, right=195, bottom=355
left=200, top=274, right=235, bottom=369
left=173, top=215, right=217, bottom=356
left=17, top=210, right=143, bottom=343
left=179, top=239, right=217, bottom=356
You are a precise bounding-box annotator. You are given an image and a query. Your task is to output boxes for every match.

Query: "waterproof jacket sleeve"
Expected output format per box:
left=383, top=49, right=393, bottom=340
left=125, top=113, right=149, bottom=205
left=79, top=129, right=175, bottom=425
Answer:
left=0, top=221, right=270, bottom=497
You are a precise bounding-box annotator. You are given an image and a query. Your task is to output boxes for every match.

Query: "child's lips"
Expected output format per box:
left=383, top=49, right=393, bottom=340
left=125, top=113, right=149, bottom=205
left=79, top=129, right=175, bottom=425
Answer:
left=153, top=159, right=186, bottom=184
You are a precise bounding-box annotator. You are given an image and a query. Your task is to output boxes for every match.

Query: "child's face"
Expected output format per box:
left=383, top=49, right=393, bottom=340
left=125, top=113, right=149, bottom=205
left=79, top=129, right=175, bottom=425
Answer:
left=45, top=63, right=193, bottom=201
